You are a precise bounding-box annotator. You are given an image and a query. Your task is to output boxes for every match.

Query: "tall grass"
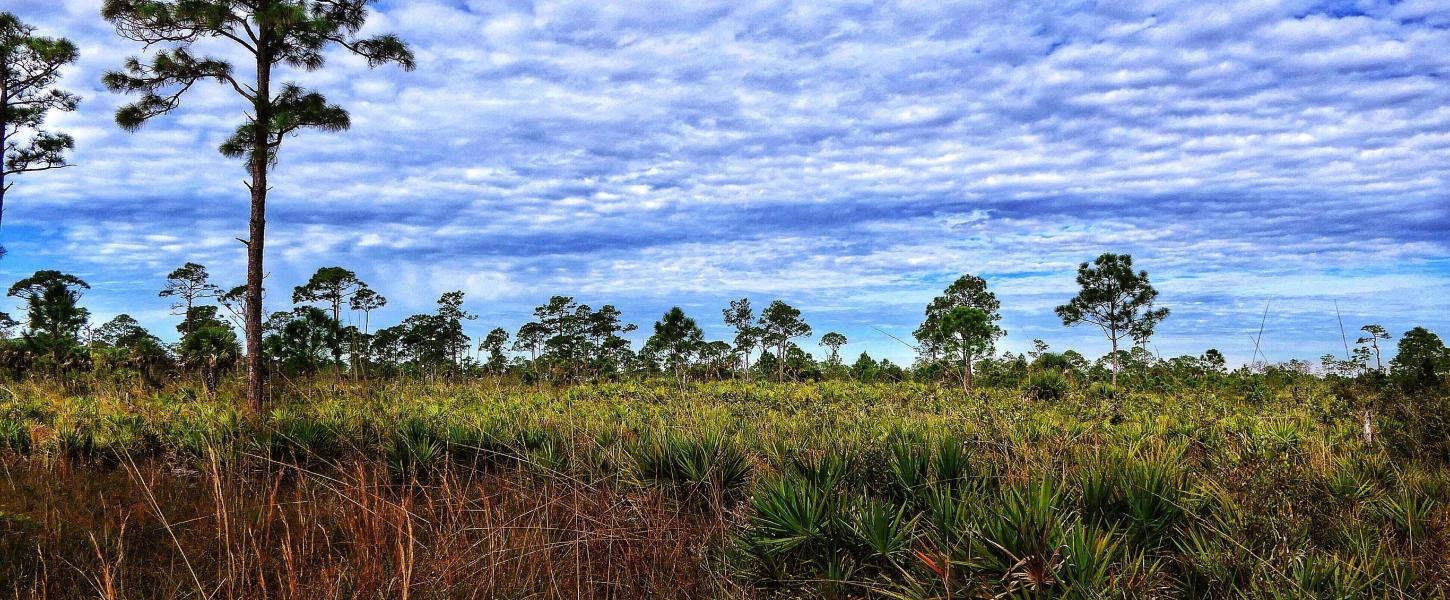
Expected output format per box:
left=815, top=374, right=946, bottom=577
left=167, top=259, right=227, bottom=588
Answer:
left=0, top=376, right=1446, bottom=597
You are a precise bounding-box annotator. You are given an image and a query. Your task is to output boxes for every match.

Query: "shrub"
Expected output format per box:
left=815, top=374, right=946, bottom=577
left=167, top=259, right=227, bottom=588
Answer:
left=1088, top=381, right=1118, bottom=401
left=1026, top=370, right=1070, bottom=401
left=631, top=432, right=752, bottom=503
left=0, top=419, right=30, bottom=454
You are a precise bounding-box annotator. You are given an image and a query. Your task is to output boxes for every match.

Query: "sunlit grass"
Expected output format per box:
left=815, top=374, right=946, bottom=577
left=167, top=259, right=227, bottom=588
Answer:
left=0, top=376, right=1446, bottom=597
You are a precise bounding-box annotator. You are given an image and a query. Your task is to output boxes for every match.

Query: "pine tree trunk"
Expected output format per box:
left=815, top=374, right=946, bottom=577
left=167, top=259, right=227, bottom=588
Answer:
left=1362, top=408, right=1374, bottom=444
left=1109, top=335, right=1119, bottom=388
left=777, top=342, right=786, bottom=383
left=0, top=170, right=7, bottom=241
left=244, top=49, right=271, bottom=414
left=966, top=352, right=974, bottom=391
left=245, top=161, right=266, bottom=412
left=360, top=309, right=370, bottom=381
left=1, top=70, right=9, bottom=240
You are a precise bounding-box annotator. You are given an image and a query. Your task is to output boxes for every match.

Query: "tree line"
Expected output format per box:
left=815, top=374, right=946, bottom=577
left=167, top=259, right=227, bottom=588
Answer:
left=4, top=253, right=1447, bottom=401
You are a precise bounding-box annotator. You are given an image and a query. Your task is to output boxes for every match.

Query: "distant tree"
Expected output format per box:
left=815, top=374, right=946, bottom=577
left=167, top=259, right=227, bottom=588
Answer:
left=7, top=270, right=89, bottom=374
left=103, top=0, right=415, bottom=411
left=292, top=267, right=367, bottom=371
left=1198, top=349, right=1227, bottom=376
left=1028, top=339, right=1050, bottom=360
left=366, top=324, right=406, bottom=372
left=914, top=275, right=1003, bottom=365
left=177, top=305, right=229, bottom=340
left=1055, top=254, right=1170, bottom=387
left=819, top=332, right=847, bottom=366
left=182, top=322, right=239, bottom=394
left=263, top=307, right=340, bottom=375
left=0, top=311, right=17, bottom=338
left=217, top=284, right=248, bottom=330
left=932, top=307, right=997, bottom=391
left=783, top=344, right=821, bottom=381
left=159, top=262, right=222, bottom=338
left=480, top=327, right=510, bottom=373
left=851, top=351, right=878, bottom=382
left=531, top=296, right=579, bottom=380
left=92, top=314, right=169, bottom=385
left=370, top=293, right=477, bottom=379
left=7, top=269, right=87, bottom=301
left=512, top=321, right=546, bottom=365
left=1390, top=327, right=1449, bottom=391
left=1, top=13, right=80, bottom=252
left=526, top=296, right=636, bottom=382
left=697, top=340, right=734, bottom=380
left=759, top=300, right=811, bottom=383
left=94, top=314, right=157, bottom=349
left=877, top=358, right=906, bottom=382
left=1356, top=324, right=1391, bottom=372
left=722, top=298, right=760, bottom=380
left=348, top=285, right=385, bottom=378
left=293, top=267, right=364, bottom=325
left=645, top=307, right=704, bottom=388
left=349, top=286, right=386, bottom=335
left=583, top=304, right=636, bottom=379
left=174, top=306, right=237, bottom=393
left=435, top=291, right=475, bottom=369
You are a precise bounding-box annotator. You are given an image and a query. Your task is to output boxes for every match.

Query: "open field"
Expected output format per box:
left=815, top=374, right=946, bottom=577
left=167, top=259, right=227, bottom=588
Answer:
left=2, top=375, right=1448, bottom=599
left=7, top=2, right=1450, bottom=598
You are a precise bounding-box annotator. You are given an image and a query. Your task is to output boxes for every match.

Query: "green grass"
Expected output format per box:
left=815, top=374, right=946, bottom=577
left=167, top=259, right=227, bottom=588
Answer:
left=1, top=376, right=1447, bottom=597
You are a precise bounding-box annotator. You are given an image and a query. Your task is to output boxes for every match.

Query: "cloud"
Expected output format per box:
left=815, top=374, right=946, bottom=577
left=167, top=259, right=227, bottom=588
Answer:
left=2, top=0, right=1447, bottom=365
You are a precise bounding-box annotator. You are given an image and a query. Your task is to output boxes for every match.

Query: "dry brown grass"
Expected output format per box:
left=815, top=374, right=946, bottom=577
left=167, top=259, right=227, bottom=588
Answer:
left=0, top=454, right=737, bottom=599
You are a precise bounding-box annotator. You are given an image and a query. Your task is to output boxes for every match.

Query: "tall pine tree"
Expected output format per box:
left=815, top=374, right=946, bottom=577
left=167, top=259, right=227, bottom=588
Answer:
left=103, top=1, right=414, bottom=410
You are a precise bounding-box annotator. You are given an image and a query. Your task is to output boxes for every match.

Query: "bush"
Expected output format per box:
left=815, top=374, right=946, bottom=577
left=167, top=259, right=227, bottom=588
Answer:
left=631, top=432, right=752, bottom=503
left=1026, top=370, right=1070, bottom=401
left=1088, top=381, right=1118, bottom=401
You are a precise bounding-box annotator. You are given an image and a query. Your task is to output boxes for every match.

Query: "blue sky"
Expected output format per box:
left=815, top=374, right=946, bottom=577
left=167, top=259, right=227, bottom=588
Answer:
left=4, top=0, right=1449, bottom=366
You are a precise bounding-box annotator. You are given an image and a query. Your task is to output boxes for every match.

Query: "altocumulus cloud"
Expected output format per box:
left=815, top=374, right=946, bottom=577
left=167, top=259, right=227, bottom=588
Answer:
left=3, top=0, right=1448, bottom=364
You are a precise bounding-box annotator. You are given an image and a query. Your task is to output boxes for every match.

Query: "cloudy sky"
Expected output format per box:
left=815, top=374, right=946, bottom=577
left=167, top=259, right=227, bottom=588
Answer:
left=4, top=0, right=1448, bottom=365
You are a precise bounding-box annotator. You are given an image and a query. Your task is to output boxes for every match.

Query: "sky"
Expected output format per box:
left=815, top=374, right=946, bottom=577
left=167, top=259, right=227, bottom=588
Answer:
left=3, top=0, right=1449, bottom=366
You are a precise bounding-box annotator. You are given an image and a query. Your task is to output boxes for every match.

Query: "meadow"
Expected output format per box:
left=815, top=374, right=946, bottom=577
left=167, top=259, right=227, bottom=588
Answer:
left=2, top=371, right=1447, bottom=599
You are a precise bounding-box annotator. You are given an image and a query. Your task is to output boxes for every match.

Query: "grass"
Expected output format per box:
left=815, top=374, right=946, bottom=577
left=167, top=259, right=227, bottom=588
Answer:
left=0, top=376, right=1447, bottom=598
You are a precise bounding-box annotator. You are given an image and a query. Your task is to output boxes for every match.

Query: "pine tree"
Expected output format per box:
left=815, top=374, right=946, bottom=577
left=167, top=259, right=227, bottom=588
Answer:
left=103, top=0, right=414, bottom=411
left=1, top=12, right=79, bottom=253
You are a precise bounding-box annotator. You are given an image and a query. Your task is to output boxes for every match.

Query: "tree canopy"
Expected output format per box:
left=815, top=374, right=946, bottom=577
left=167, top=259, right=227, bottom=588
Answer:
left=645, top=307, right=704, bottom=387
left=1, top=12, right=80, bottom=250
left=759, top=300, right=811, bottom=383
left=1055, top=253, right=1169, bottom=387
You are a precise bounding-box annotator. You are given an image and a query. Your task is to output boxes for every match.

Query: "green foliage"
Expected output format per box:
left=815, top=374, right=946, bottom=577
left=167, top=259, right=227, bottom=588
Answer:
left=1026, top=369, right=1070, bottom=401
left=1, top=11, right=80, bottom=229
left=643, top=307, right=704, bottom=387
left=6, top=271, right=90, bottom=375
left=0, top=418, right=30, bottom=453
left=292, top=267, right=363, bottom=321
left=819, top=331, right=848, bottom=366
left=367, top=292, right=478, bottom=377
left=386, top=417, right=442, bottom=482
left=264, top=306, right=343, bottom=374
left=913, top=274, right=1002, bottom=361
left=1391, top=327, right=1449, bottom=391
left=631, top=431, right=752, bottom=505
left=933, top=306, right=998, bottom=391
left=516, top=296, right=638, bottom=382
left=1, top=373, right=1449, bottom=597
left=759, top=300, right=811, bottom=383
left=1087, top=380, right=1118, bottom=402
left=1056, top=253, right=1169, bottom=386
